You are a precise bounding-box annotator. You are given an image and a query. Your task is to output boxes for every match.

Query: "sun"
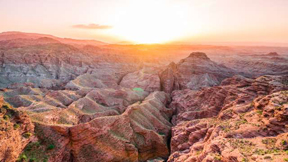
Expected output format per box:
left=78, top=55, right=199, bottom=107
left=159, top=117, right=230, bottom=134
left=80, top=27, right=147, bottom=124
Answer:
left=109, top=0, right=196, bottom=44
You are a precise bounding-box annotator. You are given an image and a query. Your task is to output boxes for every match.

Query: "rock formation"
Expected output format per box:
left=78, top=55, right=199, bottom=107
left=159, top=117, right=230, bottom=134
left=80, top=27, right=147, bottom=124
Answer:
left=160, top=52, right=235, bottom=93
left=22, top=92, right=172, bottom=162
left=120, top=67, right=161, bottom=93
left=1, top=32, right=288, bottom=162
left=168, top=75, right=288, bottom=161
left=214, top=52, right=288, bottom=77
left=0, top=99, right=34, bottom=162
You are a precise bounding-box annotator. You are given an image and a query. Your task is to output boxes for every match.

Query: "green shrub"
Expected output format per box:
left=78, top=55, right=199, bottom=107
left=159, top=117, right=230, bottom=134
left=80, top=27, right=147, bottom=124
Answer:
left=3, top=115, right=9, bottom=120
left=47, top=144, right=55, bottom=150
left=256, top=110, right=263, bottom=115
left=14, top=124, right=20, bottom=130
left=29, top=158, right=36, bottom=162
left=214, top=155, right=221, bottom=160
left=2, top=104, right=10, bottom=109
left=133, top=87, right=144, bottom=92
left=158, top=132, right=165, bottom=136
left=23, top=132, right=32, bottom=138
left=241, top=158, right=248, bottom=162
left=18, top=154, right=27, bottom=161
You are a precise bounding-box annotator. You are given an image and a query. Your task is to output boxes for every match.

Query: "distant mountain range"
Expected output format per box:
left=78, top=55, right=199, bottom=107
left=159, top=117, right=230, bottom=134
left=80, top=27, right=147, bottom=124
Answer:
left=0, top=31, right=108, bottom=46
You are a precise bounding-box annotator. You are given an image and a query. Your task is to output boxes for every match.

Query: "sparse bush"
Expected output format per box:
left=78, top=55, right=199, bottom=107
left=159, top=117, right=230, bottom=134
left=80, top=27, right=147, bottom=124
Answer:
left=2, top=104, right=10, bottom=109
left=241, top=158, right=248, bottom=162
left=261, top=138, right=276, bottom=148
left=264, top=156, right=271, bottom=159
left=158, top=132, right=165, bottom=136
left=214, top=155, right=221, bottom=160
left=256, top=110, right=263, bottom=115
left=47, top=144, right=55, bottom=150
left=29, top=158, right=36, bottom=162
left=14, top=123, right=20, bottom=130
left=23, top=132, right=32, bottom=138
left=3, top=115, right=9, bottom=120
left=17, top=154, right=27, bottom=161
left=254, top=148, right=280, bottom=155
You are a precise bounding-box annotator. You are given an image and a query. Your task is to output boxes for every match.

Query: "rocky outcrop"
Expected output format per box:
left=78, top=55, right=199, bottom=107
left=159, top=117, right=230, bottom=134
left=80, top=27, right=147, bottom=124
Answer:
left=22, top=92, right=172, bottom=162
left=0, top=99, right=34, bottom=162
left=266, top=52, right=279, bottom=57
left=170, top=75, right=288, bottom=125
left=0, top=36, right=140, bottom=89
left=215, top=52, right=288, bottom=77
left=168, top=75, right=288, bottom=162
left=120, top=67, right=161, bottom=93
left=3, top=87, right=150, bottom=125
left=160, top=52, right=235, bottom=93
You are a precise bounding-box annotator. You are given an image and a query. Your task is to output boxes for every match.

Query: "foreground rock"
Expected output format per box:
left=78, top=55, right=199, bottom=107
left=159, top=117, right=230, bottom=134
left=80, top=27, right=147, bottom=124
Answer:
left=0, top=99, right=34, bottom=162
left=21, top=92, right=172, bottom=162
left=160, top=52, right=235, bottom=93
left=168, top=75, right=288, bottom=161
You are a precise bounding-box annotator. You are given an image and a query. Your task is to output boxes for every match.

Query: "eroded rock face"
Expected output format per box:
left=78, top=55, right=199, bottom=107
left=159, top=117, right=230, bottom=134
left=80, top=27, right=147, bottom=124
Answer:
left=0, top=42, right=139, bottom=89
left=30, top=92, right=172, bottom=162
left=1, top=33, right=287, bottom=162
left=214, top=52, right=288, bottom=78
left=3, top=87, right=149, bottom=125
left=160, top=52, right=235, bottom=93
left=168, top=75, right=288, bottom=162
left=120, top=67, right=161, bottom=93
left=0, top=100, right=34, bottom=162
left=170, top=75, right=288, bottom=125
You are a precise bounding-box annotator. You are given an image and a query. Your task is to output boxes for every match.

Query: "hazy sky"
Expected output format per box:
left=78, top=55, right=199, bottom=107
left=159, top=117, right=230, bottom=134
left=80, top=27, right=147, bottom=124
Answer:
left=1, top=0, right=288, bottom=44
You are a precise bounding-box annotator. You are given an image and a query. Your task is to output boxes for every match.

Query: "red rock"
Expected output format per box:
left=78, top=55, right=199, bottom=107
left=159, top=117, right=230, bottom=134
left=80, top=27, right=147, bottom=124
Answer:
left=0, top=100, right=34, bottom=162
left=168, top=75, right=288, bottom=162
left=160, top=52, right=235, bottom=93
left=120, top=67, right=161, bottom=93
left=32, top=92, right=172, bottom=162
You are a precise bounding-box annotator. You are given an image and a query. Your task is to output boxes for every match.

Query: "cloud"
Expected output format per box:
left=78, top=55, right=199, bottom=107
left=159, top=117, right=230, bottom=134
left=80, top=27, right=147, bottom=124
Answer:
left=72, top=24, right=112, bottom=29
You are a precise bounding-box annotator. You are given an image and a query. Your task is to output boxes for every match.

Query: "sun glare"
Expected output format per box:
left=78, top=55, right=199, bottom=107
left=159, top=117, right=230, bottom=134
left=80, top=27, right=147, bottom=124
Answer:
left=109, top=0, right=196, bottom=44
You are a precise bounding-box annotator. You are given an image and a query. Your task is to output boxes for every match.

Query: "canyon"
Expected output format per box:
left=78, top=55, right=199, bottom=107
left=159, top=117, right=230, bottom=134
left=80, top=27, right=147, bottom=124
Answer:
left=0, top=32, right=288, bottom=162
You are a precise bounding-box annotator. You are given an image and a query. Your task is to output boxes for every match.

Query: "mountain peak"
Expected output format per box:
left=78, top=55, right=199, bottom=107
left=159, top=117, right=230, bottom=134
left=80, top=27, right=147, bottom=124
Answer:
left=266, top=52, right=279, bottom=56
left=188, top=52, right=210, bottom=60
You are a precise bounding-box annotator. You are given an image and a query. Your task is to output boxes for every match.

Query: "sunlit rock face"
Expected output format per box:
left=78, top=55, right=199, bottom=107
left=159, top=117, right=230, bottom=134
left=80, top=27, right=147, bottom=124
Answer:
left=168, top=75, right=288, bottom=162
left=0, top=37, right=140, bottom=89
left=160, top=52, right=236, bottom=93
left=0, top=99, right=34, bottom=162
left=3, top=87, right=150, bottom=124
left=32, top=92, right=172, bottom=162
left=120, top=67, right=161, bottom=93
left=214, top=52, right=288, bottom=78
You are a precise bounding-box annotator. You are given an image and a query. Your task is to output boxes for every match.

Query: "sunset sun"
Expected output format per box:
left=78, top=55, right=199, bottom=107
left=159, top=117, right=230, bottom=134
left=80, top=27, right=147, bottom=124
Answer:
left=109, top=0, right=194, bottom=44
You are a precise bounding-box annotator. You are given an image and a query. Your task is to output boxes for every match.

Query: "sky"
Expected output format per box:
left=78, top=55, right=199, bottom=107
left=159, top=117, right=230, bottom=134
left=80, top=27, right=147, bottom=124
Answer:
left=1, top=0, right=288, bottom=44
